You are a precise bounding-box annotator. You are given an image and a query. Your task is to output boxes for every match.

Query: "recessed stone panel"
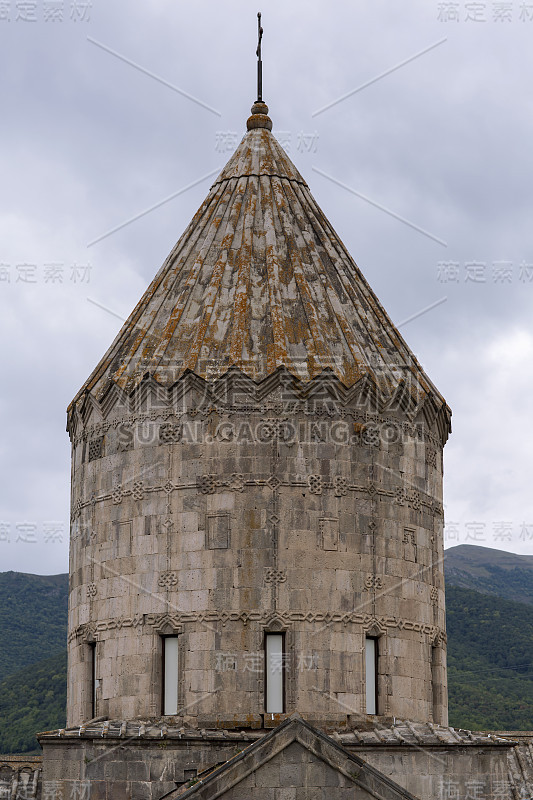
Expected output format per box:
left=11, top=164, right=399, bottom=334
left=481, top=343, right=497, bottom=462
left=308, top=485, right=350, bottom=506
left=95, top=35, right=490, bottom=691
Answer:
left=206, top=512, right=230, bottom=549
left=319, top=517, right=339, bottom=551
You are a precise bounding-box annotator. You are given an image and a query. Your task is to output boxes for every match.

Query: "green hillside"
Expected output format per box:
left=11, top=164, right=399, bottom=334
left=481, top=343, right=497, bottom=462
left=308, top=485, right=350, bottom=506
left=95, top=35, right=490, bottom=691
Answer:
left=1, top=551, right=533, bottom=754
left=0, top=572, right=68, bottom=683
left=0, top=650, right=67, bottom=754
left=446, top=585, right=533, bottom=730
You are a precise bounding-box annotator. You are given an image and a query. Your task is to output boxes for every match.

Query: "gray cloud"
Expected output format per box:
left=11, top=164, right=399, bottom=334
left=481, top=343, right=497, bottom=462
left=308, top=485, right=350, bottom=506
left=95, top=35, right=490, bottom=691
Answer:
left=1, top=0, right=532, bottom=572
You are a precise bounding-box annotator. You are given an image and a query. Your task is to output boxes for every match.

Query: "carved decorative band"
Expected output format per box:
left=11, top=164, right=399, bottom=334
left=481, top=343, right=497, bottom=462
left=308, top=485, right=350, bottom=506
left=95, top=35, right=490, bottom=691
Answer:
left=75, top=407, right=442, bottom=451
left=69, top=610, right=445, bottom=644
left=71, top=474, right=443, bottom=521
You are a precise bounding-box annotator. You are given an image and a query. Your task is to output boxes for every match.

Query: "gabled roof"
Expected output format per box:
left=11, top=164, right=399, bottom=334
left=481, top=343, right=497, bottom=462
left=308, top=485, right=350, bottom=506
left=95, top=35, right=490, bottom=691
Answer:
left=161, top=715, right=421, bottom=800
left=71, top=101, right=450, bottom=438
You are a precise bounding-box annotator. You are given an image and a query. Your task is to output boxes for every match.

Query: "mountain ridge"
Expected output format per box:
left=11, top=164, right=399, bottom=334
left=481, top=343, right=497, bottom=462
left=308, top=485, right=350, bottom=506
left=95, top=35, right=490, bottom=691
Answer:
left=444, top=545, right=533, bottom=606
left=1, top=545, right=533, bottom=752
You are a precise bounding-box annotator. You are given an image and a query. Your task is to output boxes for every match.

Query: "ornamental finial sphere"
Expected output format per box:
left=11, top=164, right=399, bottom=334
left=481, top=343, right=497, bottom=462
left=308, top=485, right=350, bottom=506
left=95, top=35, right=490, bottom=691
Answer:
left=247, top=101, right=273, bottom=131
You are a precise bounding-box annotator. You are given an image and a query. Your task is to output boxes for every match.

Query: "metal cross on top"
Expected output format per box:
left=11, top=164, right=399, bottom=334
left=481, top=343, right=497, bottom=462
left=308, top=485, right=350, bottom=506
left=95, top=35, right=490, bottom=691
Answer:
left=256, top=11, right=263, bottom=102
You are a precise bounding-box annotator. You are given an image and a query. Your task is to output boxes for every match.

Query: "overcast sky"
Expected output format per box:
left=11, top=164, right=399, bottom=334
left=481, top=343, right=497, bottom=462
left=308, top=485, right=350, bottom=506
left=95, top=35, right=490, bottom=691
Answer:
left=1, top=0, right=532, bottom=575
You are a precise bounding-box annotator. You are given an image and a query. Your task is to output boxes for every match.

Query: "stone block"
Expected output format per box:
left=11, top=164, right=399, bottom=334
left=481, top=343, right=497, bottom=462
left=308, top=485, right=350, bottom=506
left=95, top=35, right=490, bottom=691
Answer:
left=280, top=762, right=303, bottom=785
left=277, top=789, right=297, bottom=800
left=305, top=761, right=327, bottom=785
left=105, top=780, right=131, bottom=800
left=127, top=761, right=149, bottom=781
left=103, top=761, right=129, bottom=781
left=87, top=780, right=106, bottom=800
left=255, top=761, right=281, bottom=787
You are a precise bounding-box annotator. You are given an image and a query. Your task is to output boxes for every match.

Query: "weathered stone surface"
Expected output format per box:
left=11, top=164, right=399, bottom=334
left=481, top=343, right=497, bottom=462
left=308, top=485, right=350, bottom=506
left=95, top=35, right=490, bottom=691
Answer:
left=37, top=722, right=533, bottom=800
left=66, top=383, right=449, bottom=727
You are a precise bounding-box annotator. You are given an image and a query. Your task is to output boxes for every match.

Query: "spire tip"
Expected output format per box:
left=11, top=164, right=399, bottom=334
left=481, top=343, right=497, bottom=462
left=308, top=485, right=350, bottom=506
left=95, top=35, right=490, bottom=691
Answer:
left=256, top=11, right=263, bottom=102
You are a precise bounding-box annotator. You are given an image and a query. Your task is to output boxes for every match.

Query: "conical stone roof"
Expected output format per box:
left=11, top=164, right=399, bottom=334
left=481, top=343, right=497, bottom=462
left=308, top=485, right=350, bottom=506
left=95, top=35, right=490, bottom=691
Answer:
left=72, top=102, right=450, bottom=434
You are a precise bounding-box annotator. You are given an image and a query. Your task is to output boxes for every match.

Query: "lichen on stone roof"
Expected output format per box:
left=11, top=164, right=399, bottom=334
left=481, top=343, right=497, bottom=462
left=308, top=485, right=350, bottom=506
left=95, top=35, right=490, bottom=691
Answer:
left=70, top=101, right=450, bottom=439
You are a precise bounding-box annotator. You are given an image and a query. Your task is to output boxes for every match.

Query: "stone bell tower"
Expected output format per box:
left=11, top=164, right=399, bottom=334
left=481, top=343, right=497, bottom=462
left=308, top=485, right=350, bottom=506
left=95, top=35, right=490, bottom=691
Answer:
left=65, top=95, right=451, bottom=734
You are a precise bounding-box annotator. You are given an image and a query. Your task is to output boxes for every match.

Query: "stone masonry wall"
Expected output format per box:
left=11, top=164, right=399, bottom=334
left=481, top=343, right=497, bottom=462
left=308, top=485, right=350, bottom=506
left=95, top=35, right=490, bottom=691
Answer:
left=39, top=732, right=531, bottom=800
left=67, top=380, right=447, bottom=728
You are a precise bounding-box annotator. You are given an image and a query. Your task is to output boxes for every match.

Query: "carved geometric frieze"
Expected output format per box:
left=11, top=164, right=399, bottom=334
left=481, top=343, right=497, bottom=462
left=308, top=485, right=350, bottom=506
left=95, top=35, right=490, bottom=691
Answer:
left=206, top=512, right=230, bottom=549
left=75, top=407, right=443, bottom=453
left=410, top=491, right=421, bottom=511
left=87, top=583, right=97, bottom=598
left=69, top=612, right=443, bottom=644
left=72, top=472, right=443, bottom=518
left=333, top=477, right=348, bottom=496
left=362, top=618, right=387, bottom=637
left=74, top=621, right=97, bottom=643
left=197, top=473, right=244, bottom=494
left=431, top=629, right=447, bottom=647
left=197, top=475, right=216, bottom=494
left=266, top=475, right=281, bottom=491
left=308, top=475, right=323, bottom=495
left=319, top=517, right=339, bottom=551
left=394, top=487, right=406, bottom=505
left=258, top=419, right=291, bottom=441
left=308, top=475, right=347, bottom=496
left=264, top=614, right=289, bottom=632
left=151, top=614, right=184, bottom=635
left=131, top=480, right=144, bottom=501
left=394, top=487, right=422, bottom=511
left=163, top=479, right=175, bottom=495
left=360, top=425, right=380, bottom=447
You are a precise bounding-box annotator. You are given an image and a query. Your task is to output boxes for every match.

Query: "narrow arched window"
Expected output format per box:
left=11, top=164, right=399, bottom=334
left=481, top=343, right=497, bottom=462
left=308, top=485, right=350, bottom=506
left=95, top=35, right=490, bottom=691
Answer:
left=162, top=636, right=179, bottom=715
left=265, top=633, right=284, bottom=713
left=365, top=637, right=378, bottom=715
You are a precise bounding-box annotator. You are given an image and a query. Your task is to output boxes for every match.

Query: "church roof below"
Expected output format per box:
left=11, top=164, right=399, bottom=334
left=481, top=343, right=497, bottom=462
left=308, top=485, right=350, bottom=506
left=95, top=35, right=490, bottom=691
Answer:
left=38, top=718, right=515, bottom=747
left=72, top=102, right=449, bottom=427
